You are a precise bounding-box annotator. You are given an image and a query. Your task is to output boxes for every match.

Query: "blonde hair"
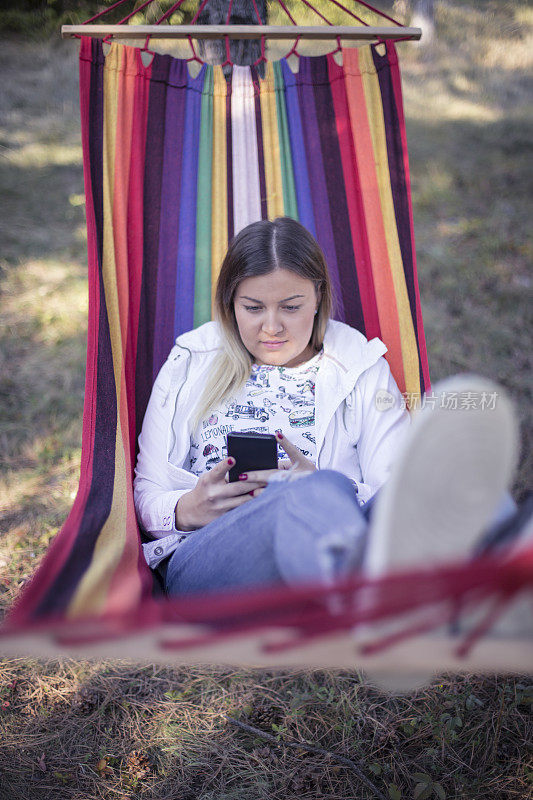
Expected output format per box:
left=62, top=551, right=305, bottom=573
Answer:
left=193, top=217, right=334, bottom=426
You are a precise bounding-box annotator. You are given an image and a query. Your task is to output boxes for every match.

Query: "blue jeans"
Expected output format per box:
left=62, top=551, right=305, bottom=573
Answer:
left=164, top=470, right=518, bottom=597
left=165, top=470, right=368, bottom=596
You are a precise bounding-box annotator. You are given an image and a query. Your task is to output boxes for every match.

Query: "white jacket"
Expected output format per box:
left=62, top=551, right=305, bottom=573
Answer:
left=134, top=319, right=410, bottom=561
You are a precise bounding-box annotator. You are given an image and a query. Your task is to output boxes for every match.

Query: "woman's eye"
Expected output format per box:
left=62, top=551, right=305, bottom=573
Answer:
left=283, top=305, right=301, bottom=312
left=244, top=305, right=262, bottom=312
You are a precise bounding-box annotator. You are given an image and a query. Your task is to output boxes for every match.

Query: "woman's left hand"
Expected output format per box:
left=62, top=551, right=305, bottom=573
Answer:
left=242, top=432, right=317, bottom=498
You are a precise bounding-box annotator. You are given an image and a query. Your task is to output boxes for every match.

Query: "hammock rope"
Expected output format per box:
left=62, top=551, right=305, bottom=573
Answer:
left=72, top=0, right=418, bottom=55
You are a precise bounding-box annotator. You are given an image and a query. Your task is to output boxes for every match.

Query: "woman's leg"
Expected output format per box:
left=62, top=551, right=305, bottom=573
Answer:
left=165, top=470, right=367, bottom=596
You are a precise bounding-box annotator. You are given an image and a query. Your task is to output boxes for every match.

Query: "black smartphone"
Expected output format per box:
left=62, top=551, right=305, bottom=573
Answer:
left=226, top=432, right=278, bottom=482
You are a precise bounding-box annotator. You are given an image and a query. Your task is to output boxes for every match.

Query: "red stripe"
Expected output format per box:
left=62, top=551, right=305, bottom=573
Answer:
left=125, top=49, right=152, bottom=465
left=327, top=54, right=381, bottom=340
left=113, top=46, right=135, bottom=457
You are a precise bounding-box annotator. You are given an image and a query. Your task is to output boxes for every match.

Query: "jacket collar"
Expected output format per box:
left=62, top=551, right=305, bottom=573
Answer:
left=175, top=318, right=387, bottom=375
left=175, top=320, right=222, bottom=353
left=322, top=319, right=387, bottom=378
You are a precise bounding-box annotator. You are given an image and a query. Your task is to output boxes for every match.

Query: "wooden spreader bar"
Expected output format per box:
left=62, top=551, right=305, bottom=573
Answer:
left=62, top=24, right=421, bottom=41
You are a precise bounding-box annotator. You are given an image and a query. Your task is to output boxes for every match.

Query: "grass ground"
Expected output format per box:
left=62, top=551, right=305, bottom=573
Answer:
left=0, top=1, right=532, bottom=798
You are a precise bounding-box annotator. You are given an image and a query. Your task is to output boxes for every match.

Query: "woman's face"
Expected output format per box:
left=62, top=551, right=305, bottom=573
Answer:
left=233, top=268, right=320, bottom=367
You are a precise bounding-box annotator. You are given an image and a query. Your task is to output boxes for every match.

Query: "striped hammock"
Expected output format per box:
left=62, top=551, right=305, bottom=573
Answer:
left=5, top=37, right=526, bottom=670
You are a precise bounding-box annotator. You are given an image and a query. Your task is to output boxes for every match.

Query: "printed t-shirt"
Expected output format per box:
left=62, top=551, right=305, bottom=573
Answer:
left=189, top=350, right=324, bottom=476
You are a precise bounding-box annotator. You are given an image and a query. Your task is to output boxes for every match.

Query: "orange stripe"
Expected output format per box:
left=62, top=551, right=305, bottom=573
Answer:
left=343, top=48, right=406, bottom=393
left=359, top=47, right=420, bottom=402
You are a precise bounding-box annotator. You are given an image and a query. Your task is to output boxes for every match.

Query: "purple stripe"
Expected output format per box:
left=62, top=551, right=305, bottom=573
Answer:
left=226, top=75, right=234, bottom=242
left=135, top=54, right=171, bottom=443
left=90, top=38, right=104, bottom=271
left=296, top=57, right=344, bottom=322
left=371, top=44, right=425, bottom=392
left=251, top=65, right=268, bottom=220
left=174, top=64, right=206, bottom=336
left=35, top=39, right=117, bottom=616
left=281, top=59, right=315, bottom=236
left=151, top=58, right=187, bottom=379
left=311, top=57, right=365, bottom=332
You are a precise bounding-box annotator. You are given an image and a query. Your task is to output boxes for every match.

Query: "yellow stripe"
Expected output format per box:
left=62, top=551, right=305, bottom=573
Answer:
left=68, top=436, right=131, bottom=617
left=260, top=61, right=284, bottom=219
left=99, top=42, right=123, bottom=394
left=113, top=45, right=136, bottom=352
left=68, top=43, right=129, bottom=617
left=359, top=46, right=421, bottom=402
left=211, top=66, right=228, bottom=313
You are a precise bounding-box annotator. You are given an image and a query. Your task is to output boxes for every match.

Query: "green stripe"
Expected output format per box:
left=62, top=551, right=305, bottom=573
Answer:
left=273, top=61, right=298, bottom=221
left=194, top=65, right=214, bottom=327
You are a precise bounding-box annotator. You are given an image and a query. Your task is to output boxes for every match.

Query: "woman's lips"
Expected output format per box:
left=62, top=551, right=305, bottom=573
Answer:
left=261, top=340, right=287, bottom=348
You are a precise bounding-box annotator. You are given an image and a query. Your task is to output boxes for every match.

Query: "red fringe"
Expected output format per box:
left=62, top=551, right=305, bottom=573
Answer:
left=2, top=546, right=531, bottom=658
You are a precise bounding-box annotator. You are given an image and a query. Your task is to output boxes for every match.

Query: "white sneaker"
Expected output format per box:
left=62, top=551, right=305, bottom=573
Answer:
left=363, top=374, right=519, bottom=576
left=354, top=375, right=522, bottom=692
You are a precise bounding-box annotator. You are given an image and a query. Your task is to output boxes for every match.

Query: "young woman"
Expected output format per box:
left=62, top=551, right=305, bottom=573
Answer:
left=133, top=216, right=412, bottom=595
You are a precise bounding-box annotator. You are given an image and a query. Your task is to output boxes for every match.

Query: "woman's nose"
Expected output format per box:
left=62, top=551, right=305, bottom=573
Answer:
left=261, top=312, right=284, bottom=335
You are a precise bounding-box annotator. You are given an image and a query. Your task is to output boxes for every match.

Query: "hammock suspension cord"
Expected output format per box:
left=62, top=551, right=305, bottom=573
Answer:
left=64, top=0, right=421, bottom=58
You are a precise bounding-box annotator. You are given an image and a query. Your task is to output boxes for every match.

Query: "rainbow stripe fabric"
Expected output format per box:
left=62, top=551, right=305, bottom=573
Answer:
left=8, top=37, right=430, bottom=629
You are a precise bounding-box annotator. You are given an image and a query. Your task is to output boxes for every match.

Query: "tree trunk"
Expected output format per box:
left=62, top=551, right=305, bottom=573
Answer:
left=411, top=0, right=436, bottom=46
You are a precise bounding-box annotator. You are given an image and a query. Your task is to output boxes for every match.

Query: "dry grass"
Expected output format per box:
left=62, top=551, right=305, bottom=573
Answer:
left=398, top=0, right=533, bottom=501
left=0, top=1, right=532, bottom=798
left=0, top=660, right=532, bottom=799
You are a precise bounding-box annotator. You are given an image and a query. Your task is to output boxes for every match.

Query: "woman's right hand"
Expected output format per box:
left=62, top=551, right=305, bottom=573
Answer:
left=175, top=457, right=267, bottom=531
